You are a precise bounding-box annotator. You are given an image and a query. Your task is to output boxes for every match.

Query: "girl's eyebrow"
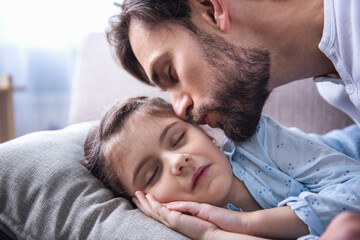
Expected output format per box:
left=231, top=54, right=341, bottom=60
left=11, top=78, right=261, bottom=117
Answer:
left=160, top=121, right=178, bottom=144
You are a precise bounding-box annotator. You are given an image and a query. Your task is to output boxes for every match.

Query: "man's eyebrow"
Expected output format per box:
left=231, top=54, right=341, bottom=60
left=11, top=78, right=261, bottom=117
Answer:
left=150, top=69, right=159, bottom=86
left=160, top=121, right=178, bottom=144
left=133, top=156, right=152, bottom=185
left=149, top=55, right=162, bottom=86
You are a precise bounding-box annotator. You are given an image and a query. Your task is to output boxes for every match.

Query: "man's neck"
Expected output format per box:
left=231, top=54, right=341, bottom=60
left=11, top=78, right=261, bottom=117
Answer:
left=228, top=0, right=336, bottom=89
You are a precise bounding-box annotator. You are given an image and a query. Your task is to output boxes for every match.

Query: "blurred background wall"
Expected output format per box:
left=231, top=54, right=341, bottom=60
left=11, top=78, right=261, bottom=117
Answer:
left=0, top=0, right=118, bottom=138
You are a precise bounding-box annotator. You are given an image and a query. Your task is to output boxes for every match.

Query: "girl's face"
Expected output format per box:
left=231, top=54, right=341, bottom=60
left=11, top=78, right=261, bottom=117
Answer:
left=109, top=114, right=234, bottom=206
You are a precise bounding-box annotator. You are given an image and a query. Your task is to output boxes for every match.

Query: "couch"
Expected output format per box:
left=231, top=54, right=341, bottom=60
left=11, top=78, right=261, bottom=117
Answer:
left=0, top=33, right=354, bottom=240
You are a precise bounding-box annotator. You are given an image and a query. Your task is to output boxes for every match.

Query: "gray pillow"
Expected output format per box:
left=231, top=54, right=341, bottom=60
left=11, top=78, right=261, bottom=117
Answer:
left=0, top=122, right=188, bottom=240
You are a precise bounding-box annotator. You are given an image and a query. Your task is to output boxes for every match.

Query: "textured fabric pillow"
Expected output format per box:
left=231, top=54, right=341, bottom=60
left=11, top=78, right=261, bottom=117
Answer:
left=0, top=122, right=188, bottom=240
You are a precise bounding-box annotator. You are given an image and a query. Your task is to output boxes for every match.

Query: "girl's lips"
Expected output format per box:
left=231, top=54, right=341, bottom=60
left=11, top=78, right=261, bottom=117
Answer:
left=191, top=164, right=211, bottom=190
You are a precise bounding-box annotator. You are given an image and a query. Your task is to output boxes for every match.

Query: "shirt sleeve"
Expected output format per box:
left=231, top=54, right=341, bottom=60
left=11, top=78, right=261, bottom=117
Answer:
left=259, top=116, right=360, bottom=193
left=257, top=116, right=360, bottom=235
left=278, top=177, right=360, bottom=236
left=292, top=124, right=360, bottom=161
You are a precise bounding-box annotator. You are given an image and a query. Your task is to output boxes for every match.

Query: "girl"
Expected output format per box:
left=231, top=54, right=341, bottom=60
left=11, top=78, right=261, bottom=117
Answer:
left=84, top=96, right=360, bottom=240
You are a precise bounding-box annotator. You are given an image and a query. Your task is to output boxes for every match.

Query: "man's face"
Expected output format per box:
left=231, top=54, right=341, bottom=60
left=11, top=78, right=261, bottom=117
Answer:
left=129, top=20, right=270, bottom=141
left=109, top=114, right=234, bottom=206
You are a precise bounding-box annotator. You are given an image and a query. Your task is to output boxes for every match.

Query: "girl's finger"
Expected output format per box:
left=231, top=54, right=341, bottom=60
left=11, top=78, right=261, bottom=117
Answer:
left=133, top=191, right=155, bottom=217
left=167, top=201, right=201, bottom=215
left=145, top=194, right=174, bottom=227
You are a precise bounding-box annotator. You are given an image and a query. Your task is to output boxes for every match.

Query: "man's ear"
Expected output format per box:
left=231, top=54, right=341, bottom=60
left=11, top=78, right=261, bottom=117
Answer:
left=189, top=0, right=230, bottom=32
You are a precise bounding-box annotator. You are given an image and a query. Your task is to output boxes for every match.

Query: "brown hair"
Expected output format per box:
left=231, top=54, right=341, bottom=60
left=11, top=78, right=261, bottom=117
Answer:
left=106, top=0, right=198, bottom=85
left=84, top=96, right=174, bottom=199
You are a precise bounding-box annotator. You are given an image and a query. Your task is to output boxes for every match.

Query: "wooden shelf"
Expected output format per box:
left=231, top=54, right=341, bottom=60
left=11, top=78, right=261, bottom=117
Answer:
left=0, top=76, right=15, bottom=143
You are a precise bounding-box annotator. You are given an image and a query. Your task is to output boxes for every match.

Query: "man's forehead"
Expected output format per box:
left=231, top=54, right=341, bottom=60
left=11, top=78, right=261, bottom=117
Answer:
left=129, top=18, right=149, bottom=35
left=129, top=21, right=172, bottom=86
left=130, top=16, right=177, bottom=31
left=129, top=17, right=189, bottom=46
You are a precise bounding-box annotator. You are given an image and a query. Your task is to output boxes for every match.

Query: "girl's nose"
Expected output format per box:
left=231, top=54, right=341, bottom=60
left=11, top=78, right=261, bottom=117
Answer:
left=171, top=154, right=190, bottom=176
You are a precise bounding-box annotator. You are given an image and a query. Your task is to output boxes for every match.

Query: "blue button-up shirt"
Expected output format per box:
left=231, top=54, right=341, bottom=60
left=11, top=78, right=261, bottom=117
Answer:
left=223, top=116, right=360, bottom=238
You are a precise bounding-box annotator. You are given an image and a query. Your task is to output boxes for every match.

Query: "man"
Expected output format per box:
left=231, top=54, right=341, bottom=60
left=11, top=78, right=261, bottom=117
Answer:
left=107, top=0, right=360, bottom=238
left=108, top=0, right=359, bottom=142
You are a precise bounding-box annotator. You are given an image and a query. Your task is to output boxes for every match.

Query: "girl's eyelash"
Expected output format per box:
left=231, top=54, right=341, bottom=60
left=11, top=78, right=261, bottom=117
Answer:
left=147, top=167, right=159, bottom=186
left=172, top=132, right=185, bottom=148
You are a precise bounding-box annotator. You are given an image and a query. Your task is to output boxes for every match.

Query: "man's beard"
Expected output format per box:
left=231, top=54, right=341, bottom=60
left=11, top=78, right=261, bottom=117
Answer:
left=191, top=30, right=271, bottom=142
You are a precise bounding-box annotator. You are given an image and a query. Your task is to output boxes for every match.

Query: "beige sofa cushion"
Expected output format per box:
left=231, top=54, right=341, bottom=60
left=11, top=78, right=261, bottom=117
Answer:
left=69, top=33, right=167, bottom=124
left=263, top=78, right=354, bottom=133
left=0, top=122, right=188, bottom=240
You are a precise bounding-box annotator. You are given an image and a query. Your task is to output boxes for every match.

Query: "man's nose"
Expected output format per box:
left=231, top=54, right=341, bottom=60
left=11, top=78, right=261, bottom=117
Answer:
left=171, top=154, right=190, bottom=176
left=170, top=92, right=193, bottom=120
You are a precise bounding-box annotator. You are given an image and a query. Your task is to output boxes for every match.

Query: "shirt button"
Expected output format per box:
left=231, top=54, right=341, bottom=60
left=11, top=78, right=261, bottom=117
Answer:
left=345, top=84, right=355, bottom=95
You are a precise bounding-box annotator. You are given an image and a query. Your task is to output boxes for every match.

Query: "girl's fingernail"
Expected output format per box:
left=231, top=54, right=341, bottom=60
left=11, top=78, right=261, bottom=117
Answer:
left=146, top=194, right=154, bottom=201
left=135, top=191, right=142, bottom=198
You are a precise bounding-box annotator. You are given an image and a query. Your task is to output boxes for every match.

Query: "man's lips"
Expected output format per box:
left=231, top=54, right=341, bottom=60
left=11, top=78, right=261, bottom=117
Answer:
left=191, top=164, right=211, bottom=190
left=196, top=114, right=214, bottom=128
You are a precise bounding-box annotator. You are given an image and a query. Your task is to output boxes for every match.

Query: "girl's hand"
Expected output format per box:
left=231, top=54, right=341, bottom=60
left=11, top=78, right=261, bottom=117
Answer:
left=132, top=191, right=267, bottom=240
left=134, top=191, right=306, bottom=239
left=166, top=201, right=251, bottom=234
left=132, top=191, right=220, bottom=240
left=168, top=201, right=308, bottom=239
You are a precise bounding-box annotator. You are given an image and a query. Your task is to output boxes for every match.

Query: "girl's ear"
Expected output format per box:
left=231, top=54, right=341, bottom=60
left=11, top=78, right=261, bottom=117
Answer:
left=189, top=0, right=230, bottom=32
left=199, top=125, right=225, bottom=149
left=208, top=134, right=220, bottom=148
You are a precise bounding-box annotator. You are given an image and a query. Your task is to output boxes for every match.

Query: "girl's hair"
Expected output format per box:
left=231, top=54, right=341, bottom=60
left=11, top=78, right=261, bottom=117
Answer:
left=83, top=96, right=175, bottom=200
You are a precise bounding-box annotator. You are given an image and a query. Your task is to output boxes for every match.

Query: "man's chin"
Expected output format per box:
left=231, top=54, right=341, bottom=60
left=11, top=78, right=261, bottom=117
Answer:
left=223, top=129, right=246, bottom=142
left=222, top=120, right=258, bottom=142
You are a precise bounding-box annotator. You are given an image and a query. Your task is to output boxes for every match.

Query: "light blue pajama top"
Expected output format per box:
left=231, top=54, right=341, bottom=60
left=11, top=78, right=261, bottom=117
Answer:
left=223, top=116, right=360, bottom=239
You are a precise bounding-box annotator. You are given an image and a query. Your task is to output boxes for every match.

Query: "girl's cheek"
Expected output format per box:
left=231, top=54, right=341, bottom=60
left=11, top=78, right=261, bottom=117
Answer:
left=151, top=183, right=177, bottom=203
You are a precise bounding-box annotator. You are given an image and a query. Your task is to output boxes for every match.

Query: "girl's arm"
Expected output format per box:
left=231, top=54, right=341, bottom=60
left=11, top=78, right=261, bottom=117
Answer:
left=133, top=191, right=308, bottom=239
left=247, top=205, right=309, bottom=239
left=167, top=200, right=309, bottom=239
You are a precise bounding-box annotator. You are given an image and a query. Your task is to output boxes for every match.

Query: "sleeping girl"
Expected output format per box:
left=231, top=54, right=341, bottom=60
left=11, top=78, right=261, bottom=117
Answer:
left=84, top=96, right=360, bottom=240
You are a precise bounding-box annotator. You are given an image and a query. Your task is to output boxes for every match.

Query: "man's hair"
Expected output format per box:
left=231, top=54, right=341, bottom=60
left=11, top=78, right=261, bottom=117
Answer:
left=84, top=96, right=174, bottom=199
left=107, top=0, right=197, bottom=85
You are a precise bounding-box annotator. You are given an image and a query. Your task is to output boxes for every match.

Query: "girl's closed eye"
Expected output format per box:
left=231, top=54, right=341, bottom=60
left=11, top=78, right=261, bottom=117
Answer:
left=146, top=166, right=159, bottom=186
left=172, top=132, right=185, bottom=148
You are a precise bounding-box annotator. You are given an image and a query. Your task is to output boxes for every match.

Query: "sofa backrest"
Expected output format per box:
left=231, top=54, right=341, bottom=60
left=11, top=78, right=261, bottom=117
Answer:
left=68, top=33, right=168, bottom=124
left=69, top=33, right=353, bottom=134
